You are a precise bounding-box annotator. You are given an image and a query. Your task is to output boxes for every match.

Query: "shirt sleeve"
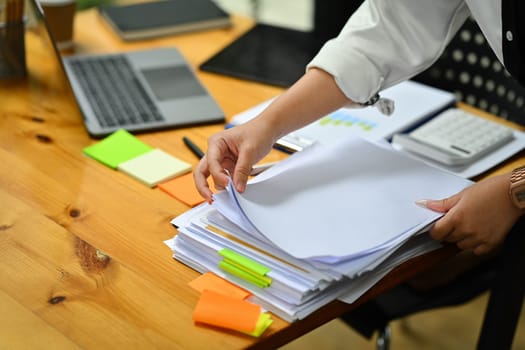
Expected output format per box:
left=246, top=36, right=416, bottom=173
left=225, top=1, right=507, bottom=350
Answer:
left=307, top=0, right=471, bottom=104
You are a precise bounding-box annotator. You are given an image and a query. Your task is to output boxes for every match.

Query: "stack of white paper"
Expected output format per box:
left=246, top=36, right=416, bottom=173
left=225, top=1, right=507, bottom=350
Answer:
left=167, top=136, right=472, bottom=322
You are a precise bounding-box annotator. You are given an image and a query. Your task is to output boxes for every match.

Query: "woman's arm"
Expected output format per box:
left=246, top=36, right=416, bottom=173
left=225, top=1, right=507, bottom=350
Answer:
left=194, top=68, right=351, bottom=201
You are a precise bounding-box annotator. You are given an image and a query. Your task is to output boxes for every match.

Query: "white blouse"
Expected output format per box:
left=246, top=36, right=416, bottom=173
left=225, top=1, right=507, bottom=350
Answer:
left=307, top=0, right=503, bottom=105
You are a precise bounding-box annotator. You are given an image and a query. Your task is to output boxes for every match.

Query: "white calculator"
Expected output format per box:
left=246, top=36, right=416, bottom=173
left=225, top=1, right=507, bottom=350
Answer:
left=392, top=108, right=515, bottom=166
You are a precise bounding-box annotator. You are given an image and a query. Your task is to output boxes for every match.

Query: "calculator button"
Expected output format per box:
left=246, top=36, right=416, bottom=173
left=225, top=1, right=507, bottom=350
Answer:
left=402, top=108, right=514, bottom=165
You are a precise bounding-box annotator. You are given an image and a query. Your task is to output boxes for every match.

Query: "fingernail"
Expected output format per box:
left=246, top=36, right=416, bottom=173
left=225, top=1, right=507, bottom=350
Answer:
left=415, top=199, right=429, bottom=208
left=235, top=181, right=245, bottom=193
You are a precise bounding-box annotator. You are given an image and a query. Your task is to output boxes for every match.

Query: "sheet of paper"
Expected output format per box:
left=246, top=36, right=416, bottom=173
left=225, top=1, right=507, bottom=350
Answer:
left=212, top=190, right=264, bottom=239
left=118, top=149, right=191, bottom=187
left=222, top=136, right=472, bottom=260
left=83, top=129, right=153, bottom=169
left=337, top=233, right=442, bottom=304
left=282, top=81, right=456, bottom=145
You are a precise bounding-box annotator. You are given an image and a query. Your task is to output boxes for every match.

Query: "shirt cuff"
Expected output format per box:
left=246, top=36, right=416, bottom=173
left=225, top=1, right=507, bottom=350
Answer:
left=306, top=39, right=385, bottom=104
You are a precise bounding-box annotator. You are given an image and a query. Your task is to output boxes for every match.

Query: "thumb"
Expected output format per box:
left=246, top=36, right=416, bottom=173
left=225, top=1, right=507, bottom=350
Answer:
left=416, top=194, right=460, bottom=213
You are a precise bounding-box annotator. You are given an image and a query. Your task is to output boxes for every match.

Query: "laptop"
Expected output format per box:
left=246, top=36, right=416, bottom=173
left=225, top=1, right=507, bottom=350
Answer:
left=28, top=0, right=224, bottom=138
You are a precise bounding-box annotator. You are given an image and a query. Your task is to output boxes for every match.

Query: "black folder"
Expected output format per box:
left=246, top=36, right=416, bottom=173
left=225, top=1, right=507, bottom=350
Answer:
left=199, top=24, right=325, bottom=87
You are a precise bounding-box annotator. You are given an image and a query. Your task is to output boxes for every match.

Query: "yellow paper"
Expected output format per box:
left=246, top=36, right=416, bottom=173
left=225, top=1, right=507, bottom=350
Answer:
left=117, top=149, right=191, bottom=187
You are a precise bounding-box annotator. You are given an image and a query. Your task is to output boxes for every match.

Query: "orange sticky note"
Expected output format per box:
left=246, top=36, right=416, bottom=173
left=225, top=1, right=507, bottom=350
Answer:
left=159, top=172, right=213, bottom=207
left=193, top=290, right=261, bottom=333
left=189, top=272, right=251, bottom=300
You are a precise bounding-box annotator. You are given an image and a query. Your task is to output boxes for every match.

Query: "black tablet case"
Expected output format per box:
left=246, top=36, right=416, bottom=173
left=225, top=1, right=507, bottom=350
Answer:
left=199, top=24, right=325, bottom=87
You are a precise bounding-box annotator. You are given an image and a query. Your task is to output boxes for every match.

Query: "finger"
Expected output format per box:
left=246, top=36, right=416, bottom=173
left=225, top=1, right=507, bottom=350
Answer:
left=193, top=158, right=214, bottom=202
left=456, top=237, right=478, bottom=251
left=210, top=166, right=230, bottom=189
left=206, top=144, right=232, bottom=190
left=429, top=216, right=454, bottom=241
left=416, top=193, right=461, bottom=213
left=441, top=228, right=471, bottom=244
left=232, top=153, right=254, bottom=193
left=473, top=244, right=492, bottom=256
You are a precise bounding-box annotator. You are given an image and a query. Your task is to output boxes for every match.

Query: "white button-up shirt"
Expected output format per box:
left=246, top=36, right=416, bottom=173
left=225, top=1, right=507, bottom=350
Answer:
left=308, top=0, right=503, bottom=104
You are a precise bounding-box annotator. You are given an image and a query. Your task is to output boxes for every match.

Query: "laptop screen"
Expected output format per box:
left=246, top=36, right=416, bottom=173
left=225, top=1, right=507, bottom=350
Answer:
left=24, top=0, right=81, bottom=112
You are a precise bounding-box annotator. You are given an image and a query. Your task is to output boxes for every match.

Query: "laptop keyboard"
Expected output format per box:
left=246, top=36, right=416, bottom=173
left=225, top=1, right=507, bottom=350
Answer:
left=67, top=55, right=165, bottom=127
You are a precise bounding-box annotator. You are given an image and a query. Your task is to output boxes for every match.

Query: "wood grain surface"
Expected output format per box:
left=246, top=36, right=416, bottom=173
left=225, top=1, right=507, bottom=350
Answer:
left=1, top=8, right=523, bottom=350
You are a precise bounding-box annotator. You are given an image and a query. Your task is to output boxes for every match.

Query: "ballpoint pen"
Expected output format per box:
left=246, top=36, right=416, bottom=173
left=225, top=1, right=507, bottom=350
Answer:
left=182, top=136, right=205, bottom=159
left=183, top=136, right=279, bottom=175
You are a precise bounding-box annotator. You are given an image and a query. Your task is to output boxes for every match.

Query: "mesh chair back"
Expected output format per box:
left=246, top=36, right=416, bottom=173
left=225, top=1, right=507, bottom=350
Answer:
left=413, top=18, right=525, bottom=126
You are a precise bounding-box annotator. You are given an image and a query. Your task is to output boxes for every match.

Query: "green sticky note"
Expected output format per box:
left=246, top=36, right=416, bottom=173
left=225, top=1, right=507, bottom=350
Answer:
left=224, top=259, right=272, bottom=285
left=218, top=260, right=270, bottom=288
left=218, top=249, right=270, bottom=276
left=118, top=149, right=192, bottom=187
left=83, top=129, right=153, bottom=169
left=242, top=312, right=273, bottom=337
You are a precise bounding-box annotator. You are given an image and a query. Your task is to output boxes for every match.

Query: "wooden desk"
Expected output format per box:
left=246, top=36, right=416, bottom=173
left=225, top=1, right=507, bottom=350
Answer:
left=1, top=8, right=523, bottom=350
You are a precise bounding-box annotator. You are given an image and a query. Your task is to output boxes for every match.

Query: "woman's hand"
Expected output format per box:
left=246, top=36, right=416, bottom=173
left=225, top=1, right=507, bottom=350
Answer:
left=193, top=119, right=276, bottom=202
left=418, top=173, right=524, bottom=255
left=193, top=68, right=352, bottom=203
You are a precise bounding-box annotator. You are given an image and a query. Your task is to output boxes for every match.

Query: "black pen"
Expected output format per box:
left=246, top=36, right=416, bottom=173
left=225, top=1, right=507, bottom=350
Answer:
left=183, top=136, right=205, bottom=159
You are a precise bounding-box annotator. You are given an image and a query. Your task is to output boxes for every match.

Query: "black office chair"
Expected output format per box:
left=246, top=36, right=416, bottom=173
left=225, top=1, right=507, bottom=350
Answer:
left=340, top=17, right=525, bottom=350
left=412, top=17, right=525, bottom=126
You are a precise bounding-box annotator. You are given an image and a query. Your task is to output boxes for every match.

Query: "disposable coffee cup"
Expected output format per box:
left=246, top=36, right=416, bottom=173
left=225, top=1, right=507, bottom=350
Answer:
left=39, top=0, right=76, bottom=50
